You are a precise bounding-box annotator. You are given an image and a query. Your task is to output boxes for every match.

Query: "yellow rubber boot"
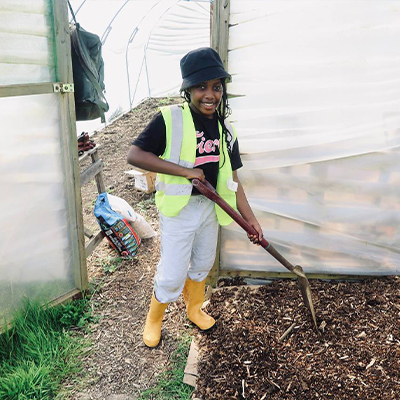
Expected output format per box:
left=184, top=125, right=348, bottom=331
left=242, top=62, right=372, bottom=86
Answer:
left=183, top=278, right=215, bottom=330
left=143, top=294, right=168, bottom=347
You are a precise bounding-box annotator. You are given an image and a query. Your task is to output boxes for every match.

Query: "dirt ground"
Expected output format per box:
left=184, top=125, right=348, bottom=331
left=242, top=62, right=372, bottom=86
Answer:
left=73, top=97, right=190, bottom=400
left=72, top=97, right=400, bottom=400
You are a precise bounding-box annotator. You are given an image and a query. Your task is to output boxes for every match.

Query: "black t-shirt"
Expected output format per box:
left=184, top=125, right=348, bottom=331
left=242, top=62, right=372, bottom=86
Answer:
left=133, top=107, right=243, bottom=193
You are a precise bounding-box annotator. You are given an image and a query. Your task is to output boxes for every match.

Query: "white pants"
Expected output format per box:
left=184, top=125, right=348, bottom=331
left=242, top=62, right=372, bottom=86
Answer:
left=154, top=195, right=219, bottom=303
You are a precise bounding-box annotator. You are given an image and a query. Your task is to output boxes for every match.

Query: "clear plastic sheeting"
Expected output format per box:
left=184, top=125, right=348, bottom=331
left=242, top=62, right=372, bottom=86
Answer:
left=136, top=2, right=210, bottom=99
left=0, top=0, right=55, bottom=85
left=68, top=0, right=210, bottom=134
left=0, top=94, right=77, bottom=322
left=222, top=0, right=400, bottom=275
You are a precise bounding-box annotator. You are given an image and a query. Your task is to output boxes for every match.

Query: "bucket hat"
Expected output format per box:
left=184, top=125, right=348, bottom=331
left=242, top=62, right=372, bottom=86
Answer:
left=180, top=47, right=231, bottom=91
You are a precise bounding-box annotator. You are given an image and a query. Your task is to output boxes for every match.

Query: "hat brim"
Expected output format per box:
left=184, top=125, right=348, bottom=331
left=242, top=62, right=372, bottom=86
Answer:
left=180, top=67, right=231, bottom=91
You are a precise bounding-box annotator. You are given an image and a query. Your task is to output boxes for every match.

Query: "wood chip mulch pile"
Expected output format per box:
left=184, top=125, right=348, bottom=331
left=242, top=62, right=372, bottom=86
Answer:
left=194, top=276, right=400, bottom=399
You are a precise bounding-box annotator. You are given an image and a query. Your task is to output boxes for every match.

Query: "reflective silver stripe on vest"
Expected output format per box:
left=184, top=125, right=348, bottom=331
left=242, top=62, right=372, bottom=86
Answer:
left=179, top=159, right=194, bottom=168
left=224, top=119, right=235, bottom=150
left=157, top=105, right=194, bottom=197
left=155, top=181, right=192, bottom=196
left=166, top=105, right=183, bottom=164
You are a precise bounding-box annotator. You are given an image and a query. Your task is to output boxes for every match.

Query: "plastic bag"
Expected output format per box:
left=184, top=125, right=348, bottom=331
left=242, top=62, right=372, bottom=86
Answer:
left=94, top=193, right=141, bottom=257
left=107, top=194, right=157, bottom=239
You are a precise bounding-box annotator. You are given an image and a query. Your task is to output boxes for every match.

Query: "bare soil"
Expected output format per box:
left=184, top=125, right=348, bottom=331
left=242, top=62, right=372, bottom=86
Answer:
left=73, top=97, right=400, bottom=400
left=73, top=97, right=189, bottom=400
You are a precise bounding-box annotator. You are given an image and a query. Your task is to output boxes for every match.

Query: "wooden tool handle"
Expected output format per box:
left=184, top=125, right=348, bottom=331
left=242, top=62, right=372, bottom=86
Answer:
left=192, top=178, right=296, bottom=273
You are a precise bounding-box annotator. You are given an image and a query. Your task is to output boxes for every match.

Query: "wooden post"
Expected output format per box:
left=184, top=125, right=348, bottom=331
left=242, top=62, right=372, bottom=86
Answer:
left=209, top=0, right=231, bottom=287
left=51, top=0, right=88, bottom=291
left=91, top=149, right=107, bottom=193
left=210, top=1, right=214, bottom=45
left=211, top=0, right=230, bottom=71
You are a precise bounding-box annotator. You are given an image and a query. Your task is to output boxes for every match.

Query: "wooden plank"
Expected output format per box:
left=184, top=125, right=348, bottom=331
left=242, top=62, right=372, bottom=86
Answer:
left=78, top=144, right=102, bottom=163
left=84, top=227, right=94, bottom=239
left=0, top=288, right=84, bottom=334
left=219, top=269, right=374, bottom=281
left=90, top=150, right=107, bottom=193
left=48, top=288, right=83, bottom=307
left=211, top=0, right=230, bottom=70
left=206, top=227, right=221, bottom=288
left=51, top=0, right=88, bottom=291
left=85, top=230, right=105, bottom=258
left=80, top=159, right=104, bottom=187
left=0, top=82, right=54, bottom=98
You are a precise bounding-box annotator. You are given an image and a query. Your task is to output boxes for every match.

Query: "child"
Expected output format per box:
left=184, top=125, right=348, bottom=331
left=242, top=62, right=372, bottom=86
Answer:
left=127, top=47, right=263, bottom=347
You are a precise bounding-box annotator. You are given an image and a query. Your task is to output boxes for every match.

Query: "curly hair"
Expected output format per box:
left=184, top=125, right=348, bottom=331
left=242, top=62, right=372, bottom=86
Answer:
left=181, top=79, right=232, bottom=167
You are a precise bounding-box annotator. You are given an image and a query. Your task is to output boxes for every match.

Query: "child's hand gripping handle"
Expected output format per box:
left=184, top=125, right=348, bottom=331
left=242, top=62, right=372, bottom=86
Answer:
left=192, top=178, right=270, bottom=248
left=192, top=178, right=298, bottom=275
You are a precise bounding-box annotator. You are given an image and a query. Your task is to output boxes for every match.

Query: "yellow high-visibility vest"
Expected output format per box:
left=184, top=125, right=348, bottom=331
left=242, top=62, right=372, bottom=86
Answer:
left=155, top=102, right=237, bottom=226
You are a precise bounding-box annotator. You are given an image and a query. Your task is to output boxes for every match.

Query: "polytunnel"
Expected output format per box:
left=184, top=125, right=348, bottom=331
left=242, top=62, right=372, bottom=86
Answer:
left=70, top=0, right=400, bottom=281
left=215, top=0, right=400, bottom=281
left=0, top=0, right=87, bottom=324
left=68, top=0, right=211, bottom=134
left=0, top=0, right=211, bottom=324
left=1, top=0, right=400, bottom=325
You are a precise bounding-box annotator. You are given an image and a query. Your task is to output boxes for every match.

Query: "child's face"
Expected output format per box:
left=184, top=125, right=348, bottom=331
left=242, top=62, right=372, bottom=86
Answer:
left=188, top=79, right=223, bottom=119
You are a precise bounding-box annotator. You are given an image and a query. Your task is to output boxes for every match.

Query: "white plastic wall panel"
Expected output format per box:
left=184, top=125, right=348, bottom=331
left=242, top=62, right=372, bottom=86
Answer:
left=0, top=93, right=77, bottom=322
left=0, top=0, right=55, bottom=84
left=145, top=1, right=210, bottom=98
left=222, top=0, right=400, bottom=275
left=68, top=0, right=210, bottom=134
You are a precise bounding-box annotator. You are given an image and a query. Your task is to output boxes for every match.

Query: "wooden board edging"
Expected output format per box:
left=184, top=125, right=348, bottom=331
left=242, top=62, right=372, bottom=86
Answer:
left=219, top=269, right=385, bottom=281
left=0, top=82, right=55, bottom=98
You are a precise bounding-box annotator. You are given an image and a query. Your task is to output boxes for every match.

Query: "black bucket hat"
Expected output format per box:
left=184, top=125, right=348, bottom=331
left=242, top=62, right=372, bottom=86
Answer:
left=180, top=47, right=231, bottom=91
